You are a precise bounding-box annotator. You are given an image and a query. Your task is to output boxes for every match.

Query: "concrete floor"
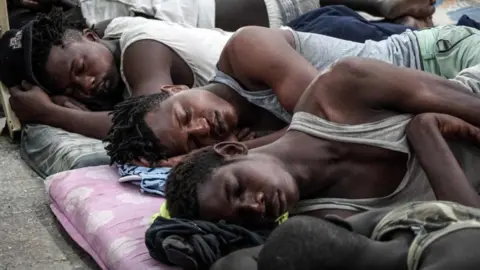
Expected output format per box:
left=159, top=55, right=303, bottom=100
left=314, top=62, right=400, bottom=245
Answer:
left=0, top=135, right=99, bottom=270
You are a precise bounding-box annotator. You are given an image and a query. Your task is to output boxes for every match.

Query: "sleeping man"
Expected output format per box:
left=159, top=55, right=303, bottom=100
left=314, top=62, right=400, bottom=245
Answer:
left=164, top=56, right=480, bottom=229
left=213, top=119, right=480, bottom=270
left=216, top=201, right=480, bottom=270
left=0, top=6, right=433, bottom=177
left=105, top=23, right=480, bottom=168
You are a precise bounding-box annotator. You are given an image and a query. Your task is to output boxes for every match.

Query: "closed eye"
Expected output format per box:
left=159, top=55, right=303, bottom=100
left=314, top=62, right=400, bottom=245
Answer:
left=183, top=108, right=192, bottom=124
left=77, top=59, right=86, bottom=74
left=231, top=180, right=242, bottom=198
left=225, top=179, right=240, bottom=203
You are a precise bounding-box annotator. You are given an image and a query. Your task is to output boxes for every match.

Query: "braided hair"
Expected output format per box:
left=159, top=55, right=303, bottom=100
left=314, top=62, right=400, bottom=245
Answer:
left=165, top=147, right=233, bottom=219
left=30, top=7, right=87, bottom=93
left=104, top=92, right=173, bottom=165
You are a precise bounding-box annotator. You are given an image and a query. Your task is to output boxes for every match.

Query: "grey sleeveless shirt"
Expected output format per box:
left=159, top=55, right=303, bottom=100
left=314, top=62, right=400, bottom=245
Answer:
left=210, top=27, right=422, bottom=123
left=289, top=111, right=480, bottom=214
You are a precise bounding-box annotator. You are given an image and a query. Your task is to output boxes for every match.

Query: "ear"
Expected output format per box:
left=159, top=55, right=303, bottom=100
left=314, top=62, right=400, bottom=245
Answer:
left=213, top=142, right=248, bottom=159
left=323, top=214, right=354, bottom=231
left=83, top=29, right=100, bottom=41
left=160, top=85, right=189, bottom=95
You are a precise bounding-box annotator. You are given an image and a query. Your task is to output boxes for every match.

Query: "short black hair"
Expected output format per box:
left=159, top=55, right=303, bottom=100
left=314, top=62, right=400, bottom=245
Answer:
left=258, top=216, right=368, bottom=270
left=165, top=147, right=232, bottom=219
left=104, top=92, right=174, bottom=165
left=30, top=8, right=87, bottom=93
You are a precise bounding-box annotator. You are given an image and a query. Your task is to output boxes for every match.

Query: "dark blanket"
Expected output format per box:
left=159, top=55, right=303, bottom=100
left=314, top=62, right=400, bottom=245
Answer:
left=288, top=5, right=414, bottom=42
left=289, top=6, right=480, bottom=43
left=145, top=217, right=268, bottom=270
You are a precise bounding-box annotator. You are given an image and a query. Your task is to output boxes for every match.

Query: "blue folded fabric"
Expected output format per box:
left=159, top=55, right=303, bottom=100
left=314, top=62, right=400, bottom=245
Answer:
left=117, top=164, right=171, bottom=196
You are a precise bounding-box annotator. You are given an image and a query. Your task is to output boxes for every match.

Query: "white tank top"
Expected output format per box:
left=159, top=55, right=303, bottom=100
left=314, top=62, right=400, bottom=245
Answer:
left=103, top=17, right=233, bottom=95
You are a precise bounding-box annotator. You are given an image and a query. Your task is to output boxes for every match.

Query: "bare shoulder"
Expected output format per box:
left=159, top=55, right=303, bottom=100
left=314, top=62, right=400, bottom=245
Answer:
left=219, top=26, right=294, bottom=64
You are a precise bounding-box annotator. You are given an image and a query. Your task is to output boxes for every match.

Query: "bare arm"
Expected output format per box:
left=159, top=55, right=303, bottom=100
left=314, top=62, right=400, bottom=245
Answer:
left=324, top=58, right=480, bottom=127
left=406, top=113, right=480, bottom=207
left=44, top=105, right=112, bottom=139
left=218, top=26, right=319, bottom=113
left=320, top=0, right=380, bottom=16
left=321, top=0, right=435, bottom=19
left=122, top=40, right=175, bottom=97
left=9, top=83, right=112, bottom=139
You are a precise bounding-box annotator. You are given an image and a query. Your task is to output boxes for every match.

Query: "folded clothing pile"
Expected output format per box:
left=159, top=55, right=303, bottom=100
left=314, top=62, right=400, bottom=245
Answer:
left=146, top=216, right=269, bottom=270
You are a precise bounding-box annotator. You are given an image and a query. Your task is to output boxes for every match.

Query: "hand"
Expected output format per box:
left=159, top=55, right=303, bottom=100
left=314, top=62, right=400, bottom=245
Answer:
left=435, top=114, right=480, bottom=144
left=409, top=113, right=480, bottom=145
left=132, top=155, right=186, bottom=168
left=51, top=95, right=91, bottom=111
left=9, top=81, right=55, bottom=123
left=235, top=127, right=256, bottom=142
left=18, top=0, right=76, bottom=10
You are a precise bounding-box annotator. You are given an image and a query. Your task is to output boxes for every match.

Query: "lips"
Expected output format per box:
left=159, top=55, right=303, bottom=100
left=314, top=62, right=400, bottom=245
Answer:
left=96, top=78, right=110, bottom=94
left=266, top=190, right=284, bottom=219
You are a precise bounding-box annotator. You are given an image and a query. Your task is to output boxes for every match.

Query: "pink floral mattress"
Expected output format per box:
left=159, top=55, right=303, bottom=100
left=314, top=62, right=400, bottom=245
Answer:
left=45, top=165, right=178, bottom=270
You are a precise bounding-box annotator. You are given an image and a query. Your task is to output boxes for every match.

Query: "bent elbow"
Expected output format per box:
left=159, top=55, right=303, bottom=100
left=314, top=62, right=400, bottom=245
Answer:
left=406, top=113, right=437, bottom=138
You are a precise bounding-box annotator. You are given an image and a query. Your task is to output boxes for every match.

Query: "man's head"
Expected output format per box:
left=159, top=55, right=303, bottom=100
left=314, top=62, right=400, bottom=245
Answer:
left=105, top=85, right=239, bottom=165
left=165, top=142, right=300, bottom=229
left=0, top=8, right=120, bottom=100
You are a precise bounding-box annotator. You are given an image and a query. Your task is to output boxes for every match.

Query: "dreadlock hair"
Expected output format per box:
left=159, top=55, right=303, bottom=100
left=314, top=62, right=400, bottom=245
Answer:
left=104, top=92, right=174, bottom=165
left=165, top=147, right=234, bottom=219
left=30, top=7, right=87, bottom=93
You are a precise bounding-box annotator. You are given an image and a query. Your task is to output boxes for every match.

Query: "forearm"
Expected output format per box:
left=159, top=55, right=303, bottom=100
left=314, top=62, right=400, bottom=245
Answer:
left=122, top=40, right=175, bottom=97
left=407, top=114, right=480, bottom=207
left=337, top=58, right=480, bottom=127
left=243, top=128, right=287, bottom=149
left=320, top=0, right=380, bottom=15
left=44, top=105, right=112, bottom=139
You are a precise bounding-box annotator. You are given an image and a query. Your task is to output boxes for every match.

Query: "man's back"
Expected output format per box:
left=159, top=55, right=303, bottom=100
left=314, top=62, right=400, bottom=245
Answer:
left=103, top=17, right=233, bottom=94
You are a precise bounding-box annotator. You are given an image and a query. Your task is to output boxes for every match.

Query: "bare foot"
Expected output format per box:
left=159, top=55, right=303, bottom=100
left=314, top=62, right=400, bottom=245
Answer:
left=394, top=16, right=434, bottom=29
left=378, top=0, right=436, bottom=19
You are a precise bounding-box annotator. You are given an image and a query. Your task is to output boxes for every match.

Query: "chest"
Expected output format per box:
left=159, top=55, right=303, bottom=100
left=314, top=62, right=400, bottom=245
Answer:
left=314, top=141, right=409, bottom=200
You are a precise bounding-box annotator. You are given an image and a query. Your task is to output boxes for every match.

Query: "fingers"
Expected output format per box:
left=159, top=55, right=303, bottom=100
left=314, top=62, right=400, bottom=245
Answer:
left=69, top=100, right=90, bottom=111
left=236, top=128, right=251, bottom=140
left=235, top=128, right=257, bottom=141
left=416, top=4, right=435, bottom=19
left=244, top=132, right=256, bottom=141
left=8, top=86, right=23, bottom=96
left=21, top=80, right=34, bottom=90
left=154, top=155, right=185, bottom=167
left=225, top=133, right=239, bottom=142
left=64, top=101, right=83, bottom=110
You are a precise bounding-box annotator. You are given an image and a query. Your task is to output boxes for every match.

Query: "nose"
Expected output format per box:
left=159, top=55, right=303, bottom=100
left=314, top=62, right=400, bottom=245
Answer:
left=74, top=75, right=96, bottom=94
left=187, top=117, right=210, bottom=137
left=238, top=191, right=265, bottom=215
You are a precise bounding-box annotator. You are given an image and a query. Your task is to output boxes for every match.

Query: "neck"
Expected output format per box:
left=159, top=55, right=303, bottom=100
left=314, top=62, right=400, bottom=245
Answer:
left=101, top=39, right=121, bottom=66
left=251, top=134, right=333, bottom=199
left=204, top=83, right=259, bottom=126
left=356, top=239, right=409, bottom=270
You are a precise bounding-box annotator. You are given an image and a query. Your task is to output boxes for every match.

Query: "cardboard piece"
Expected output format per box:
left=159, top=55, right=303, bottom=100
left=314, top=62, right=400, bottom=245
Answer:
left=0, top=0, right=22, bottom=139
